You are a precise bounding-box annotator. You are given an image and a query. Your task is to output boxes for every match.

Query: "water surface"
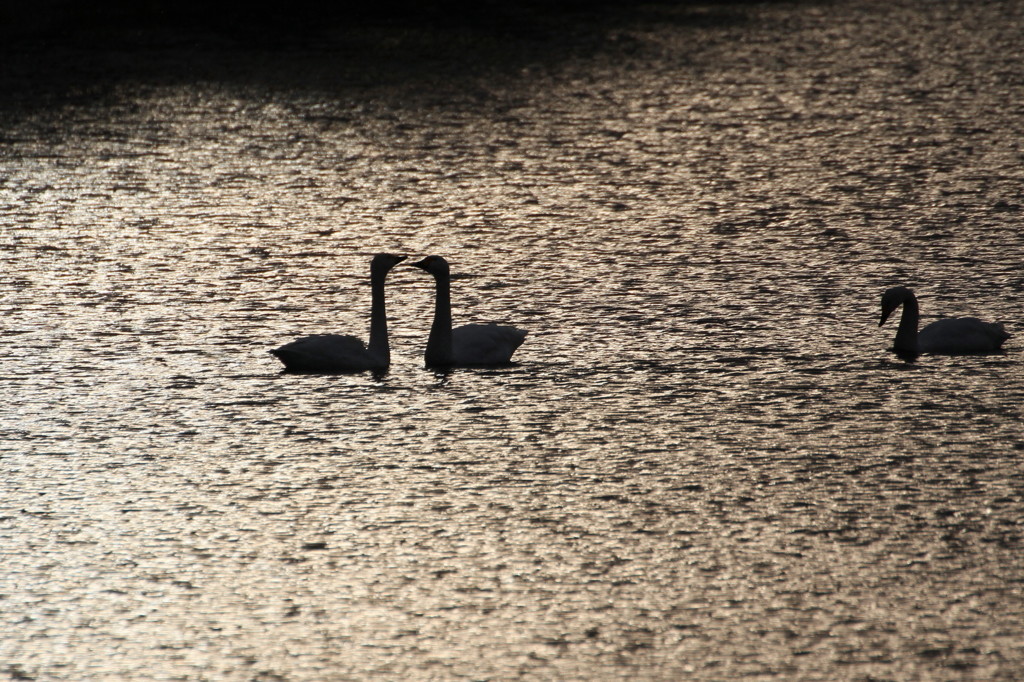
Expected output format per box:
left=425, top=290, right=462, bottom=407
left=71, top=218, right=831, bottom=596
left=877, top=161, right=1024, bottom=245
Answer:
left=2, top=1, right=1024, bottom=679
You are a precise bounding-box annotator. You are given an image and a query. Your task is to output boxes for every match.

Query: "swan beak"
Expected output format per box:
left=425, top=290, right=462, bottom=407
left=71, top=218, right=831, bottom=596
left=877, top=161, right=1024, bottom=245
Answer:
left=879, top=309, right=892, bottom=327
left=410, top=257, right=431, bottom=271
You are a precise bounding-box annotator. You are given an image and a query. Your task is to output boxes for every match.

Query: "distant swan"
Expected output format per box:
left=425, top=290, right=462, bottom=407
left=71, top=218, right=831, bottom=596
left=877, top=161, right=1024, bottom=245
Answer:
left=411, top=255, right=527, bottom=367
left=271, top=253, right=406, bottom=372
left=879, top=286, right=1010, bottom=356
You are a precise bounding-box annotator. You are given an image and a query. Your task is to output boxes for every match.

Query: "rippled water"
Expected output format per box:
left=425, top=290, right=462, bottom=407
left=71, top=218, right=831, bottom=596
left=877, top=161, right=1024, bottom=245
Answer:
left=3, top=1, right=1024, bottom=679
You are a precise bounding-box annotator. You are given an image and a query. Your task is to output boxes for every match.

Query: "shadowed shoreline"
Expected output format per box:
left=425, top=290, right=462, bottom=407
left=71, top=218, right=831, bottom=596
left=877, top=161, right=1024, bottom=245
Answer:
left=0, top=0, right=777, bottom=115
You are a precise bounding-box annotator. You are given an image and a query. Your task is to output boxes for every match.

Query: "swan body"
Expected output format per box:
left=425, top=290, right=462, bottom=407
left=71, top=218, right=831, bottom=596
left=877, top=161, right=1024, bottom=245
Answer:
left=879, top=286, right=1010, bottom=356
left=411, top=255, right=527, bottom=367
left=272, top=253, right=406, bottom=372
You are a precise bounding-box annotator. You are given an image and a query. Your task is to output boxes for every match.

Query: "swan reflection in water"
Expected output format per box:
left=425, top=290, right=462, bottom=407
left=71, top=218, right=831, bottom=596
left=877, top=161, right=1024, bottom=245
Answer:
left=880, top=286, right=1010, bottom=361
left=271, top=253, right=406, bottom=373
left=411, top=255, right=527, bottom=368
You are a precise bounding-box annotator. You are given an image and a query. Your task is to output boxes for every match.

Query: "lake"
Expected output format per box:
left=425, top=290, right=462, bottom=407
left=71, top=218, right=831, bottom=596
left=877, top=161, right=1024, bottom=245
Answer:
left=2, top=0, right=1023, bottom=678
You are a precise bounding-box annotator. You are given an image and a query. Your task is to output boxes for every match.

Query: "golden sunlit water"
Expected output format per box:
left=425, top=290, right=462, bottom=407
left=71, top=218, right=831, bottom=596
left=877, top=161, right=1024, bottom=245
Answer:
left=2, top=0, right=1024, bottom=679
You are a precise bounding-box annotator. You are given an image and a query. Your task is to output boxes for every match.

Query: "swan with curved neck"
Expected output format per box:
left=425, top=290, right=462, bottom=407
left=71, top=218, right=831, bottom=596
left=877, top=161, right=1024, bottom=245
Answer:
left=271, top=253, right=406, bottom=372
left=879, top=286, right=1010, bottom=356
left=411, top=255, right=527, bottom=367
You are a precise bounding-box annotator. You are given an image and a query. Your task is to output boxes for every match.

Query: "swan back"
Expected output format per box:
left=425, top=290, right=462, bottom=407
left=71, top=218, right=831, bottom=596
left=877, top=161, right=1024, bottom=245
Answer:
left=271, top=334, right=377, bottom=372
left=919, top=317, right=1010, bottom=354
left=452, top=324, right=528, bottom=366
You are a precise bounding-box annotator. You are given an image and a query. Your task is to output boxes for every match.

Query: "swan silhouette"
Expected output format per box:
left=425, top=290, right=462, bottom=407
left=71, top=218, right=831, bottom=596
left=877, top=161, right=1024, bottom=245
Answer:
left=271, top=253, right=406, bottom=372
left=411, top=255, right=527, bottom=367
left=879, top=286, right=1010, bottom=356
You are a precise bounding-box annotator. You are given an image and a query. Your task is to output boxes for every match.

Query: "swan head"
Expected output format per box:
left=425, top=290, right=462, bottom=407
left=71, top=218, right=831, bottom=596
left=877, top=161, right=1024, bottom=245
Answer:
left=410, top=255, right=450, bottom=277
left=371, top=253, right=408, bottom=275
left=879, top=286, right=915, bottom=326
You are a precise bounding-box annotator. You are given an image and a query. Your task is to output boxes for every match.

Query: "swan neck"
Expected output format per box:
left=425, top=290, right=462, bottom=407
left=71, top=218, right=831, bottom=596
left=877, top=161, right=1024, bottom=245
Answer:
left=367, top=269, right=390, bottom=362
left=425, top=273, right=454, bottom=366
left=894, top=293, right=920, bottom=353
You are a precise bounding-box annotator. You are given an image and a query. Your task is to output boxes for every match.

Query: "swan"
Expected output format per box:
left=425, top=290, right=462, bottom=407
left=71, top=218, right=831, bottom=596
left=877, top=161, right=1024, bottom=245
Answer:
left=411, top=255, right=527, bottom=367
left=271, top=253, right=406, bottom=372
left=879, top=286, right=1010, bottom=356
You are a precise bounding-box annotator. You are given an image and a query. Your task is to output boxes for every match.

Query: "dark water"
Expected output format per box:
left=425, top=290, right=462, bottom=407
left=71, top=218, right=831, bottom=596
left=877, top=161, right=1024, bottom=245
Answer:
left=2, top=1, right=1024, bottom=679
